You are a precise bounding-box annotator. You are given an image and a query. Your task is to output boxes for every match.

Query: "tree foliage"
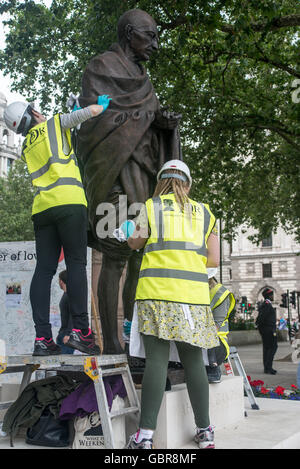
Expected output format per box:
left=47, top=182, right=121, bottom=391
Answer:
left=0, top=0, right=299, bottom=242
left=0, top=159, right=34, bottom=241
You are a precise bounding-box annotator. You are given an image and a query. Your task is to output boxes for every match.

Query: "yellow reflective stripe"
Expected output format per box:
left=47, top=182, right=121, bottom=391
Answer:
left=210, top=285, right=228, bottom=309
left=152, top=197, right=164, bottom=241
left=204, top=203, right=216, bottom=243
left=34, top=177, right=83, bottom=196
left=47, top=117, right=59, bottom=157
left=30, top=154, right=78, bottom=181
left=218, top=331, right=230, bottom=358
left=144, top=240, right=206, bottom=255
left=139, top=268, right=208, bottom=282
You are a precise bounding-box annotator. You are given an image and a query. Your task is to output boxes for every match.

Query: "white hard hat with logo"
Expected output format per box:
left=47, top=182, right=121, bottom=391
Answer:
left=157, top=159, right=192, bottom=187
left=4, top=101, right=33, bottom=136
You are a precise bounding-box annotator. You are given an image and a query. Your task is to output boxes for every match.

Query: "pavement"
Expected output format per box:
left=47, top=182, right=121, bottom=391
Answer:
left=215, top=340, right=300, bottom=449
left=182, top=397, right=300, bottom=450
left=0, top=340, right=299, bottom=450
left=230, top=340, right=299, bottom=390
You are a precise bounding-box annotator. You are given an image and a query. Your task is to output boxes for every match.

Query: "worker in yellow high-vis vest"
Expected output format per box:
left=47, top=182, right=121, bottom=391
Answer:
left=203, top=268, right=236, bottom=383
left=122, top=159, right=220, bottom=449
left=4, top=96, right=111, bottom=356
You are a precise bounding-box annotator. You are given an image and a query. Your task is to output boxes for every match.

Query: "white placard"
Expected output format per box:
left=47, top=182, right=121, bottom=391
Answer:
left=0, top=241, right=91, bottom=356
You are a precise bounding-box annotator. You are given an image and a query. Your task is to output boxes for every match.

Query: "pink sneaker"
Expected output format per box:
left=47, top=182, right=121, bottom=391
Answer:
left=33, top=337, right=61, bottom=356
left=65, top=328, right=100, bottom=355
left=194, top=426, right=215, bottom=449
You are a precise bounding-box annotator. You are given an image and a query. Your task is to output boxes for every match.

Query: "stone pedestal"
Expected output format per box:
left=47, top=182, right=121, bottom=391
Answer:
left=126, top=375, right=245, bottom=449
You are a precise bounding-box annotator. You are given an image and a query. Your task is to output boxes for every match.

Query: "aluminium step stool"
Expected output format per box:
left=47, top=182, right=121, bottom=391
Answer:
left=224, top=346, right=260, bottom=410
left=2, top=353, right=141, bottom=449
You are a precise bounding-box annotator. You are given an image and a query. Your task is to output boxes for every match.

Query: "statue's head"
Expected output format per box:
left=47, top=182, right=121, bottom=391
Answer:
left=117, top=9, right=159, bottom=62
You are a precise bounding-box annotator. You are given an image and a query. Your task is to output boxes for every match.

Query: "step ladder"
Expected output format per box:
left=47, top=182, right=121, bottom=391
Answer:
left=3, top=353, right=140, bottom=449
left=83, top=355, right=140, bottom=448
left=224, top=346, right=259, bottom=410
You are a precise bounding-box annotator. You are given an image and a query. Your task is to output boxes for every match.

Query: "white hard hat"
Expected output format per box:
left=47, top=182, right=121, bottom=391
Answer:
left=207, top=268, right=218, bottom=279
left=4, top=101, right=33, bottom=136
left=157, top=159, right=192, bottom=187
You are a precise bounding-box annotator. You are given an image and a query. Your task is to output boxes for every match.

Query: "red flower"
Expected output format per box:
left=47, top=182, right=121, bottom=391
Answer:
left=247, top=376, right=251, bottom=382
left=261, top=387, right=269, bottom=394
left=291, top=384, right=298, bottom=389
left=251, top=379, right=264, bottom=387
left=275, top=386, right=285, bottom=396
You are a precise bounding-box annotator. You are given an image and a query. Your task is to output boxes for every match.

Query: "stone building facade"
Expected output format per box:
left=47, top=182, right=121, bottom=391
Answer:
left=0, top=92, right=22, bottom=176
left=220, top=223, right=300, bottom=322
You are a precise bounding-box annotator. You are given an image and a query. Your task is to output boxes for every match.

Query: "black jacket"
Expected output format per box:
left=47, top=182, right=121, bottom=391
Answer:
left=256, top=300, right=276, bottom=331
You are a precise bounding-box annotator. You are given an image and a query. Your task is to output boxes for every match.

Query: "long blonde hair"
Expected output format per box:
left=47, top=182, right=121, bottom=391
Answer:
left=153, top=169, right=191, bottom=213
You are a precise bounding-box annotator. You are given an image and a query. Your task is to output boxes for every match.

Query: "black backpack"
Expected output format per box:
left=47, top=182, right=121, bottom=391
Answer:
left=26, top=407, right=70, bottom=448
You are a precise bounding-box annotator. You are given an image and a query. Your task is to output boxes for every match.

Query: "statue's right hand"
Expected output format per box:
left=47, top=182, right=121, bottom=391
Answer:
left=153, top=109, right=182, bottom=129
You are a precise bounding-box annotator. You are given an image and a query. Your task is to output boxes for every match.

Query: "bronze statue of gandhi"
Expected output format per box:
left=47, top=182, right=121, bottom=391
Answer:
left=73, top=9, right=182, bottom=354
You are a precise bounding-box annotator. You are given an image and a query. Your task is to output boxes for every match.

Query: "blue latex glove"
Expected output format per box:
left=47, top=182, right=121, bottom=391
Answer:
left=72, top=103, right=82, bottom=112
left=97, top=94, right=112, bottom=111
left=120, top=220, right=135, bottom=239
left=113, top=220, right=136, bottom=242
left=123, top=319, right=132, bottom=336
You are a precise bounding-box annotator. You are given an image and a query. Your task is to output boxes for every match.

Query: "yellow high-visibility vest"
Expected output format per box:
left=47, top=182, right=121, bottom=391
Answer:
left=135, top=193, right=216, bottom=305
left=210, top=283, right=235, bottom=359
left=21, top=113, right=87, bottom=215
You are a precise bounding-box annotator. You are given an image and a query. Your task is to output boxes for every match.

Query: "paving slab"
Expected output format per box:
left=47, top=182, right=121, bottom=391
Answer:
left=181, top=397, right=300, bottom=450
left=229, top=341, right=299, bottom=390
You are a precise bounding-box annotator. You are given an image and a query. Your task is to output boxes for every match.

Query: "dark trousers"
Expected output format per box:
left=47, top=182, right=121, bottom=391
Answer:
left=140, top=335, right=210, bottom=430
left=259, top=327, right=278, bottom=372
left=30, top=204, right=89, bottom=338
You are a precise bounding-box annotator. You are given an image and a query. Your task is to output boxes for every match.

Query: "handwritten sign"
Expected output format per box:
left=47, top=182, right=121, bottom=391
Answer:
left=0, top=241, right=91, bottom=357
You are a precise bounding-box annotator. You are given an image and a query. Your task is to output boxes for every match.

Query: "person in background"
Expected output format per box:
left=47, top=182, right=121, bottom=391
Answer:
left=203, top=269, right=236, bottom=384
left=125, top=160, right=220, bottom=449
left=255, top=288, right=278, bottom=375
left=4, top=96, right=110, bottom=356
left=56, top=270, right=74, bottom=355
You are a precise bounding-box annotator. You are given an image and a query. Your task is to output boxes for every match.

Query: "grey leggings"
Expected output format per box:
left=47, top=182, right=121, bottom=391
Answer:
left=140, top=334, right=210, bottom=430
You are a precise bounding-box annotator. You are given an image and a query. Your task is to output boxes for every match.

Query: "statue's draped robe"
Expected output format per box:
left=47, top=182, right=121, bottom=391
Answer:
left=73, top=43, right=181, bottom=255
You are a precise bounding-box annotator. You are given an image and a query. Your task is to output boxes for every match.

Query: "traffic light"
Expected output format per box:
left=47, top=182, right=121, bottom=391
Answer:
left=280, top=293, right=288, bottom=308
left=290, top=291, right=296, bottom=308
left=241, top=296, right=247, bottom=307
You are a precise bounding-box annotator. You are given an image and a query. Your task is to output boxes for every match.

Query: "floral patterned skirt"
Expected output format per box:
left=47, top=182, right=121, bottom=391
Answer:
left=136, top=300, right=220, bottom=349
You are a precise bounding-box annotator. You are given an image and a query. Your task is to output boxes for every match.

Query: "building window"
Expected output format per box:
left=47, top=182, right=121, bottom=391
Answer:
left=229, top=268, right=232, bottom=280
left=262, top=234, right=272, bottom=247
left=2, top=129, right=8, bottom=145
left=262, top=263, right=272, bottom=278
left=7, top=158, right=14, bottom=173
